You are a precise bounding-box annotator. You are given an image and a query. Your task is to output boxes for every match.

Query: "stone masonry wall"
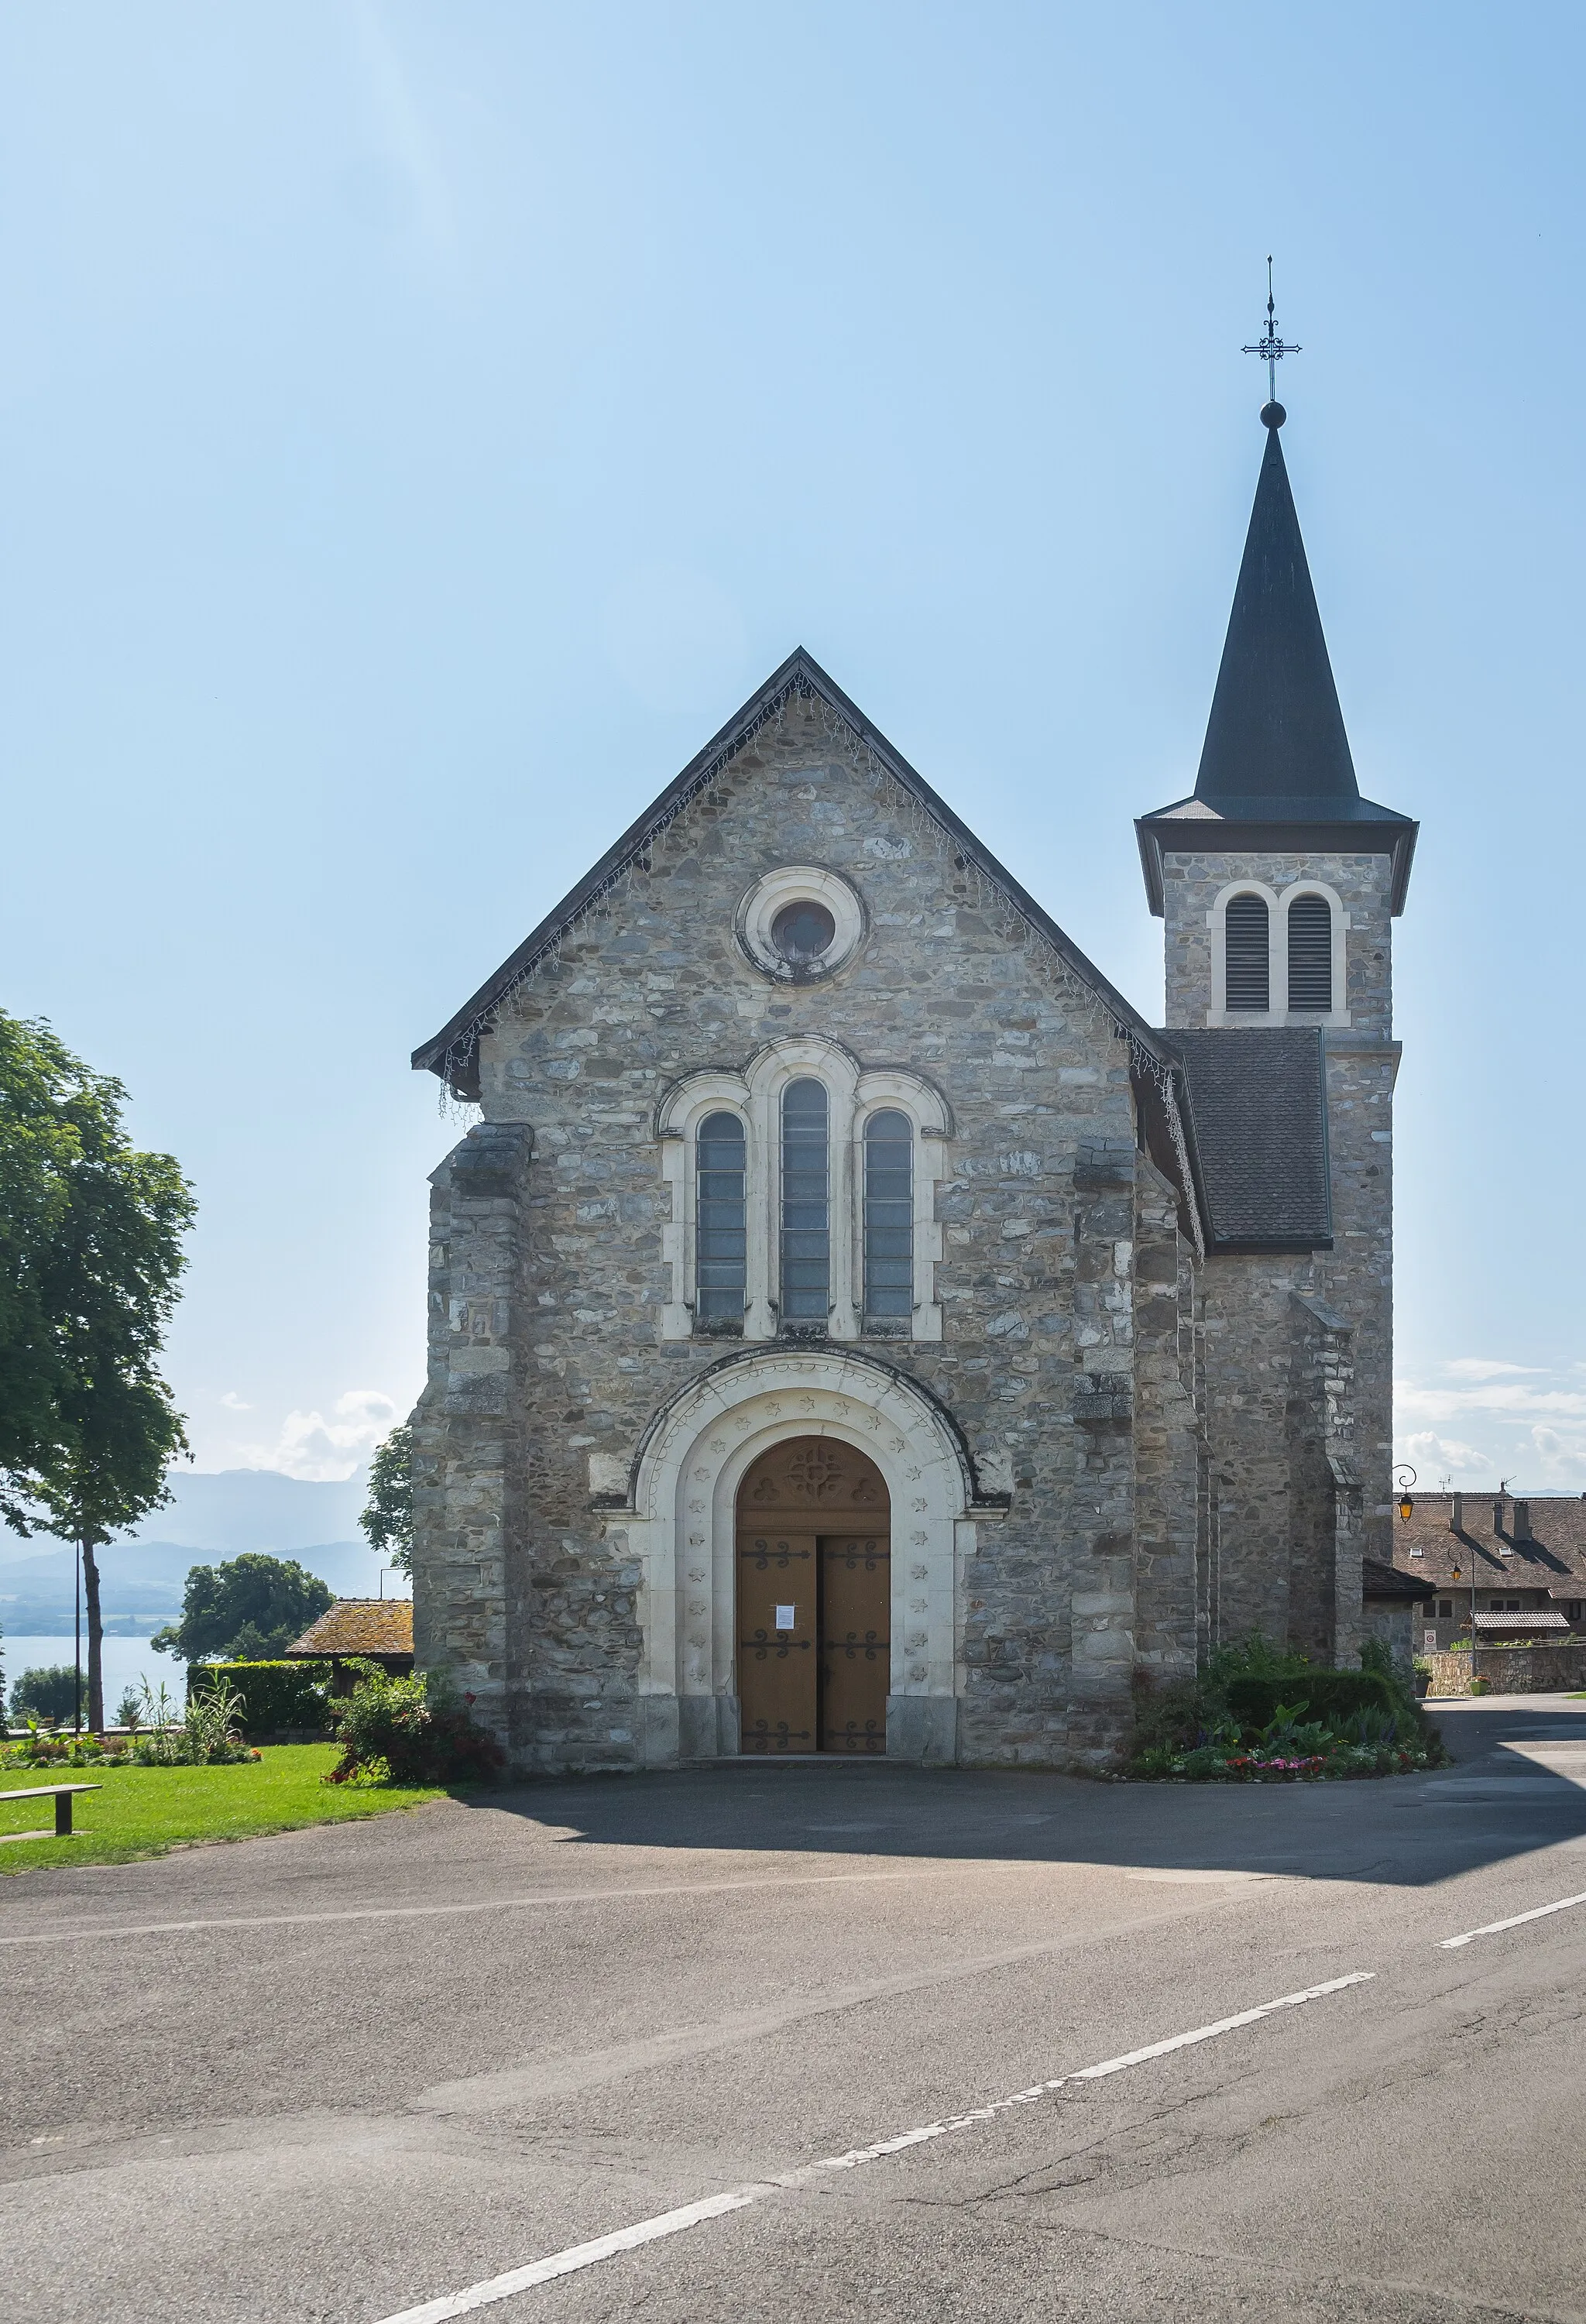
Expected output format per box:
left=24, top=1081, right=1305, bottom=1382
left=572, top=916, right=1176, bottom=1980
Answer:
left=416, top=689, right=1176, bottom=1771
left=1161, top=846, right=1398, bottom=1635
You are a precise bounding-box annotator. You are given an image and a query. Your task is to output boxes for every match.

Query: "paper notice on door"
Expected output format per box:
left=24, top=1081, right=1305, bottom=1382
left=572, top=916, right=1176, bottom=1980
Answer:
left=775, top=1605, right=796, bottom=1630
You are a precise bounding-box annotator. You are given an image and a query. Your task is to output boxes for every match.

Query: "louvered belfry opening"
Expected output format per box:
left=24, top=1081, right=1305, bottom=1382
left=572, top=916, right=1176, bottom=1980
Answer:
left=1224, top=892, right=1270, bottom=1012
left=1286, top=893, right=1333, bottom=1013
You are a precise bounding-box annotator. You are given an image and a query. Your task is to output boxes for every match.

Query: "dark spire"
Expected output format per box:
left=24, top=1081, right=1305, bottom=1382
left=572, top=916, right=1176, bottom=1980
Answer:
left=1192, top=415, right=1360, bottom=814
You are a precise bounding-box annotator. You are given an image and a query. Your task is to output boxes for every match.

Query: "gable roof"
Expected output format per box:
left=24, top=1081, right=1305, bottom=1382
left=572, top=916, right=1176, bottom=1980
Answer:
left=1159, top=1027, right=1333, bottom=1251
left=411, top=647, right=1169, bottom=1100
left=286, top=1599, right=414, bottom=1660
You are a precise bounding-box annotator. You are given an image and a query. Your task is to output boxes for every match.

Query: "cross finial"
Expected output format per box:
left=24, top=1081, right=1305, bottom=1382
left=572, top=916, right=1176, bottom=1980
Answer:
left=1241, top=256, right=1301, bottom=427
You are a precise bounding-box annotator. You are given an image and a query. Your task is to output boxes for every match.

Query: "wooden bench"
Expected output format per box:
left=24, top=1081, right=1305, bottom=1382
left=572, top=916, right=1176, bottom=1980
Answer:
left=0, top=1783, right=101, bottom=1841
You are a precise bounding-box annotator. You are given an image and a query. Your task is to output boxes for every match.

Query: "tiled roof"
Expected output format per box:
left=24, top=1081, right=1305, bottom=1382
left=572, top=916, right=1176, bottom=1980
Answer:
left=287, top=1599, right=414, bottom=1659
left=1160, top=1028, right=1332, bottom=1251
left=1387, top=1494, right=1586, bottom=1600
left=1472, top=1610, right=1571, bottom=1633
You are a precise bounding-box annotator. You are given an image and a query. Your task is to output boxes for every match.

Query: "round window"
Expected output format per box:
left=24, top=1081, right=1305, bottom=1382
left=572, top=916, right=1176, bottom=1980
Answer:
left=770, top=901, right=836, bottom=964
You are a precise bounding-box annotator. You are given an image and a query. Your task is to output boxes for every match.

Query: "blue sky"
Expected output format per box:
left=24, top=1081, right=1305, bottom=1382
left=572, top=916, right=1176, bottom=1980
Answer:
left=2, top=2, right=1582, bottom=1491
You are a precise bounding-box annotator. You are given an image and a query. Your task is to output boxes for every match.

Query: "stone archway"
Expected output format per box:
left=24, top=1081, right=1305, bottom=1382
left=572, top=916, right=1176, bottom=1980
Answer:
left=606, top=1345, right=1006, bottom=1766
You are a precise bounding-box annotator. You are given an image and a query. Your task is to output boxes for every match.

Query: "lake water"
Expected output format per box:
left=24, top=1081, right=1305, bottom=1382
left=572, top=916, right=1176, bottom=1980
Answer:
left=4, top=1635, right=189, bottom=1722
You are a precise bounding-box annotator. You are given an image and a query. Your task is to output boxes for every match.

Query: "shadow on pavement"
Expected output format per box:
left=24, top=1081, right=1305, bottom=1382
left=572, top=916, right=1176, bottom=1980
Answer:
left=451, top=1696, right=1586, bottom=1890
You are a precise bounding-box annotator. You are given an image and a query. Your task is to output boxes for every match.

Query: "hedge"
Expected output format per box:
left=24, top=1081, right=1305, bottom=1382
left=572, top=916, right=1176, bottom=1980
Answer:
left=189, top=1661, right=332, bottom=1732
left=1224, top=1670, right=1405, bottom=1735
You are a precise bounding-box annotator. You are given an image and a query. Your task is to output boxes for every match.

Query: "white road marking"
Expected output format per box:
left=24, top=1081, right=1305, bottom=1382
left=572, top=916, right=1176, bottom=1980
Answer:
left=1439, top=1889, right=1586, bottom=1948
left=369, top=1972, right=1375, bottom=2323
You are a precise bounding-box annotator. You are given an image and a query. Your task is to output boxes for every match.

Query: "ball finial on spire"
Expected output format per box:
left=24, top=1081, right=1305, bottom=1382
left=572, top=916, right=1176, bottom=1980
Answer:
left=1261, top=400, right=1286, bottom=429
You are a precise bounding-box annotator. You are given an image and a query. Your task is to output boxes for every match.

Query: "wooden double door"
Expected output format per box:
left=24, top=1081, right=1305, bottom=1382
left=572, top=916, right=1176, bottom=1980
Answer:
left=736, top=1437, right=891, bottom=1755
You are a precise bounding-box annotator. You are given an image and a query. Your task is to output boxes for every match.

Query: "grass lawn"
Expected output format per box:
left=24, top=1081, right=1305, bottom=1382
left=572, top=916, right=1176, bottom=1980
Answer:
left=0, top=1746, right=448, bottom=1874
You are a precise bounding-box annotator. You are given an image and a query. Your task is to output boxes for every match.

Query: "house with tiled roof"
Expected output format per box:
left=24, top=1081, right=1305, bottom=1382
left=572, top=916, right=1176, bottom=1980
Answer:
left=1387, top=1492, right=1586, bottom=1657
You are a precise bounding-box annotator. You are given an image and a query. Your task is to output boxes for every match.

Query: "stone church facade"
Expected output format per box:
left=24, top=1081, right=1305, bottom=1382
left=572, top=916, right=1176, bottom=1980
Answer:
left=410, top=407, right=1418, bottom=1773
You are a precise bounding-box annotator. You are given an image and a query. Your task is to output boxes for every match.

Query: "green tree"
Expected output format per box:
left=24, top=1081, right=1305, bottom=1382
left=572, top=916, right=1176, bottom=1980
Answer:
left=361, top=1423, right=414, bottom=1577
left=152, top=1553, right=335, bottom=1665
left=0, top=1015, right=97, bottom=1524
left=10, top=1664, right=81, bottom=1724
left=2, top=1014, right=196, bottom=1728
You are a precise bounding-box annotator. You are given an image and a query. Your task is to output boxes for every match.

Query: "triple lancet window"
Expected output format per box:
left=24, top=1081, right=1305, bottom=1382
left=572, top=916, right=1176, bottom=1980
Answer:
left=663, top=1045, right=946, bottom=1343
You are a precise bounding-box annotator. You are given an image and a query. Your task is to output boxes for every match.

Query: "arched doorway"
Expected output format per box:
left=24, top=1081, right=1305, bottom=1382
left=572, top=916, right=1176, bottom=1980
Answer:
left=735, top=1436, right=891, bottom=1755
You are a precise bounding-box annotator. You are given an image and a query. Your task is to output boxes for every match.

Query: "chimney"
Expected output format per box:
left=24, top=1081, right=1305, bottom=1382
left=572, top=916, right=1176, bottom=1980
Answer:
left=1515, top=1499, right=1532, bottom=1543
left=1450, top=1492, right=1463, bottom=1533
left=1493, top=1497, right=1505, bottom=1536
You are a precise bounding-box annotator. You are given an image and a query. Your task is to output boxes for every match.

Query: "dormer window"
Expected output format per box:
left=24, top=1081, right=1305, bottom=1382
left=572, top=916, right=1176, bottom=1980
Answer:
left=1224, top=893, right=1270, bottom=1011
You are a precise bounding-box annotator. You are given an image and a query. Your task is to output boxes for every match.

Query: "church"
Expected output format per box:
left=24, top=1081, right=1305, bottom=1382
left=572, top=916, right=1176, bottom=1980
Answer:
left=409, top=396, right=1416, bottom=1773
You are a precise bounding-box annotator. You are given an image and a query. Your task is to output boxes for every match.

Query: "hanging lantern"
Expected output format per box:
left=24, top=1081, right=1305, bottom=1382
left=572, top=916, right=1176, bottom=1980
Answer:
left=1395, top=1464, right=1417, bottom=1525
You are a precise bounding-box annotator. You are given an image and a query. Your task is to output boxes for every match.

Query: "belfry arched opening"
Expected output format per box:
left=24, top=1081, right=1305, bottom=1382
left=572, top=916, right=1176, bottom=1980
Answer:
left=734, top=1437, right=891, bottom=1754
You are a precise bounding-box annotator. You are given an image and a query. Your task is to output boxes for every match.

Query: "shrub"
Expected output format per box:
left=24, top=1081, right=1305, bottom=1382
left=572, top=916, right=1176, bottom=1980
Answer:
left=115, top=1688, right=143, bottom=1729
left=189, top=1660, right=331, bottom=1733
left=121, top=1677, right=258, bottom=1766
left=1123, top=1632, right=1448, bottom=1782
left=1224, top=1670, right=1399, bottom=1735
left=9, top=1664, right=81, bottom=1725
left=323, top=1665, right=503, bottom=1787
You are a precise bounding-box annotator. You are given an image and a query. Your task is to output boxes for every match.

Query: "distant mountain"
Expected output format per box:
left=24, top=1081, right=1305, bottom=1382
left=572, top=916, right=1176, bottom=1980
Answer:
left=0, top=1468, right=370, bottom=1568
left=0, top=1538, right=405, bottom=1637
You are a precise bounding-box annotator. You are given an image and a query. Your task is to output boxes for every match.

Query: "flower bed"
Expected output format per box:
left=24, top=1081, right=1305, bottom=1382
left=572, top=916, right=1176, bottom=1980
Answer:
left=1124, top=1636, right=1449, bottom=1781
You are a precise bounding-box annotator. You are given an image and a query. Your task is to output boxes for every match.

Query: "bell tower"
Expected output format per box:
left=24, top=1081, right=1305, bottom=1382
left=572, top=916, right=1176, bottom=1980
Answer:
left=1135, top=327, right=1418, bottom=1599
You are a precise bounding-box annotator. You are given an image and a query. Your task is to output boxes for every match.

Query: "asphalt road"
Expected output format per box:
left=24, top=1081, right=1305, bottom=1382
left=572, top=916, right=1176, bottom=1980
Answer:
left=5, top=1694, right=1586, bottom=2324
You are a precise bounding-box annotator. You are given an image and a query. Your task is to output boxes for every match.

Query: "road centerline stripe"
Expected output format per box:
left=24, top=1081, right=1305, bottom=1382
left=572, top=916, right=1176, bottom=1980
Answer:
left=367, top=1971, right=1375, bottom=2324
left=1439, top=1889, right=1586, bottom=1948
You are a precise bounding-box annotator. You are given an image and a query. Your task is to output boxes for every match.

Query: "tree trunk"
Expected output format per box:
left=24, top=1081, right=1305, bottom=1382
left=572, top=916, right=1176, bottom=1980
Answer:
left=82, top=1536, right=105, bottom=1732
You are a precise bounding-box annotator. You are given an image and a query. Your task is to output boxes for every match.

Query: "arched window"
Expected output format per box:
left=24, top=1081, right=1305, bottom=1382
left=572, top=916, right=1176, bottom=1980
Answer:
left=695, top=1113, right=746, bottom=1324
left=1224, top=892, right=1270, bottom=1012
left=1287, top=893, right=1333, bottom=1013
left=780, top=1080, right=829, bottom=1326
left=863, top=1110, right=914, bottom=1323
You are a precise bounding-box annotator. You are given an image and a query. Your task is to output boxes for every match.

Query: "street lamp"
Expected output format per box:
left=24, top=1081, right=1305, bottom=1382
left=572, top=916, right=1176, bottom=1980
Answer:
left=1395, top=1464, right=1416, bottom=1524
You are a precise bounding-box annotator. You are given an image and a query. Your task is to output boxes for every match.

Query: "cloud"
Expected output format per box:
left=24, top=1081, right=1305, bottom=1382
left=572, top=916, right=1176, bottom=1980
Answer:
left=1439, top=1358, right=1543, bottom=1382
left=1398, top=1356, right=1586, bottom=1488
left=239, top=1389, right=398, bottom=1483
left=219, top=1392, right=252, bottom=1412
left=1400, top=1430, right=1491, bottom=1479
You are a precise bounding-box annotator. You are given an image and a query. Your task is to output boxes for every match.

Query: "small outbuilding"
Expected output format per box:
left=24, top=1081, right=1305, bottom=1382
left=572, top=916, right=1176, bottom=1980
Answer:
left=1361, top=1555, right=1436, bottom=1665
left=286, top=1599, right=414, bottom=1694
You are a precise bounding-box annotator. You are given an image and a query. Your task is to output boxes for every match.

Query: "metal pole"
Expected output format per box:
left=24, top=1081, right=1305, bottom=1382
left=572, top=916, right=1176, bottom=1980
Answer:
left=74, top=1539, right=82, bottom=1734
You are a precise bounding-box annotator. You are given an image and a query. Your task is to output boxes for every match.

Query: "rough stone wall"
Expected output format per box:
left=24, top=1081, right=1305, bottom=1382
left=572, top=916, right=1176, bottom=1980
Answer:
left=411, top=1121, right=536, bottom=1754
left=416, top=690, right=1178, bottom=1771
left=1287, top=1292, right=1361, bottom=1666
left=1160, top=846, right=1397, bottom=1640
left=1428, top=1643, right=1586, bottom=1696
left=1131, top=1156, right=1200, bottom=1681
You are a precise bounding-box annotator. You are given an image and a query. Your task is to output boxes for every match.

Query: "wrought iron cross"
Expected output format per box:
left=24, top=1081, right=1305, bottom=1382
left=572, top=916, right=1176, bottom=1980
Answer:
left=1242, top=256, right=1301, bottom=402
